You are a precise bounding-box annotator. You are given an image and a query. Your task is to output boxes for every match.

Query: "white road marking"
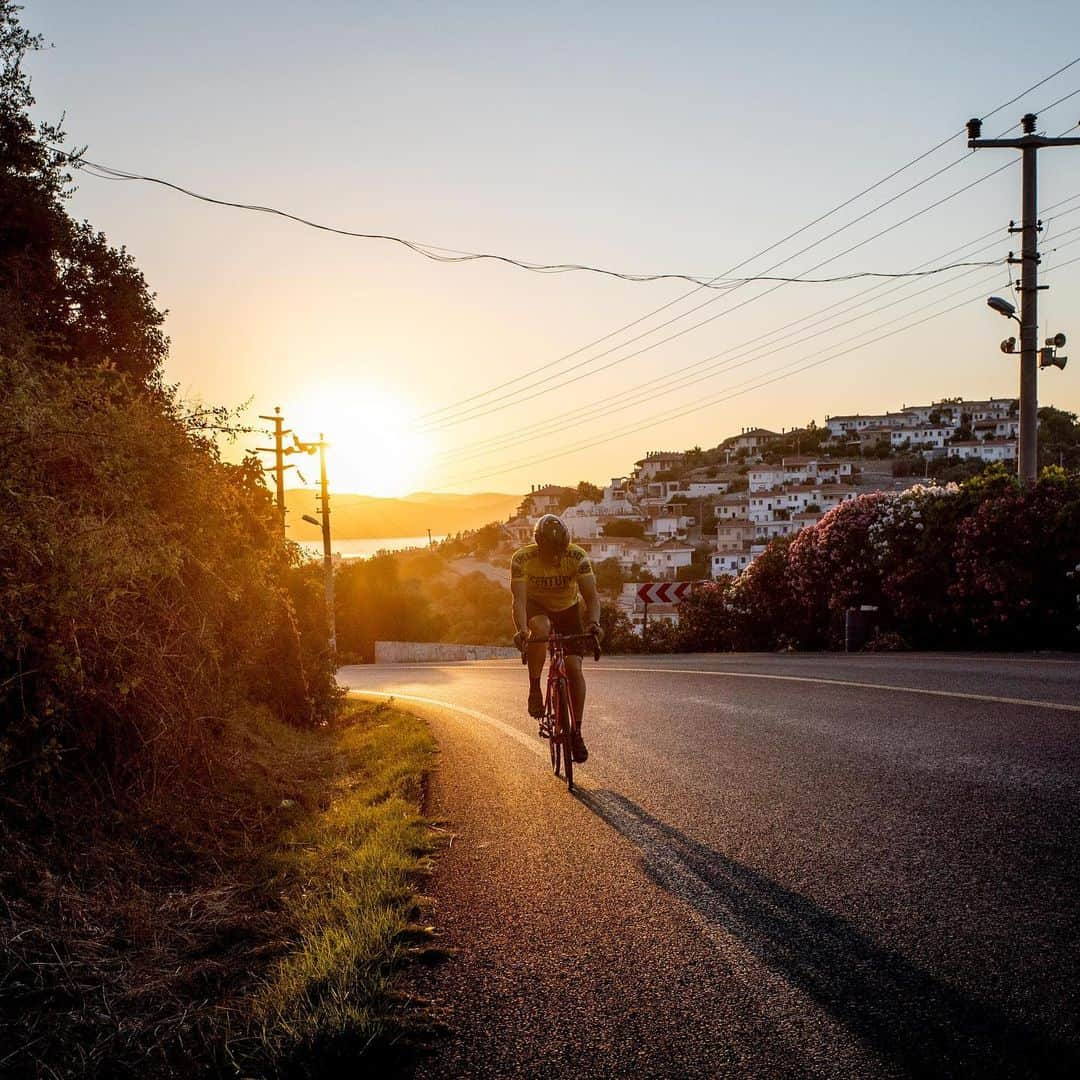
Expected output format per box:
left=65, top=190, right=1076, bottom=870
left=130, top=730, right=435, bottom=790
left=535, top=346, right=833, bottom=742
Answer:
left=351, top=690, right=547, bottom=759
left=593, top=666, right=1080, bottom=714
left=350, top=687, right=885, bottom=1077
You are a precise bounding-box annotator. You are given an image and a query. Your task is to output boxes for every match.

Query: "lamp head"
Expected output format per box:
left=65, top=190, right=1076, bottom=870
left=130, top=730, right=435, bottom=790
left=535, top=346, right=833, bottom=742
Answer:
left=301, top=514, right=321, bottom=526
left=987, top=295, right=1017, bottom=318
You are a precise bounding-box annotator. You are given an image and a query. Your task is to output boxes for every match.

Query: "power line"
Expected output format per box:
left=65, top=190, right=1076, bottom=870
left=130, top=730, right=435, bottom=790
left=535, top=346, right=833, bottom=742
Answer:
left=435, top=192, right=1080, bottom=468
left=422, top=158, right=1019, bottom=433
left=423, top=105, right=1080, bottom=434
left=42, top=153, right=997, bottom=291
left=48, top=61, right=1079, bottom=429
left=438, top=263, right=1008, bottom=476
left=51, top=144, right=1007, bottom=292
left=414, top=59, right=1080, bottom=424
left=440, top=245, right=1080, bottom=488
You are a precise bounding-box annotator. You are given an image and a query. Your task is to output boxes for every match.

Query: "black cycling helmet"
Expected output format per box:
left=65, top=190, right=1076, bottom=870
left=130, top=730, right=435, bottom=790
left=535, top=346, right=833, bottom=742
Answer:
left=533, top=514, right=570, bottom=556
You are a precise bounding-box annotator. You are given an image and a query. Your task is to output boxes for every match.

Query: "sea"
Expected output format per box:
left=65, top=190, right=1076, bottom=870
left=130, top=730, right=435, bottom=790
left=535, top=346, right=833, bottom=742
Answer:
left=295, top=535, right=446, bottom=561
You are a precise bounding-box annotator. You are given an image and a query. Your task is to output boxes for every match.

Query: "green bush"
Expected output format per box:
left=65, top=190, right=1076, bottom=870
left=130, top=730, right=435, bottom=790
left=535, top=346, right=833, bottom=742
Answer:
left=0, top=357, right=338, bottom=788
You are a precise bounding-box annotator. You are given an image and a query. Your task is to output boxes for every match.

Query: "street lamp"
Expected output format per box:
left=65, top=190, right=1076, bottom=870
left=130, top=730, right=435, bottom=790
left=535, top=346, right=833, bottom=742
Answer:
left=987, top=296, right=1068, bottom=475
left=987, top=295, right=1019, bottom=321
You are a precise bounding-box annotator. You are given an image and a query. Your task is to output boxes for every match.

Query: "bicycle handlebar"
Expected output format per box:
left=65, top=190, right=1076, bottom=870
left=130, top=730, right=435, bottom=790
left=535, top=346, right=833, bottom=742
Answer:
left=517, top=632, right=602, bottom=663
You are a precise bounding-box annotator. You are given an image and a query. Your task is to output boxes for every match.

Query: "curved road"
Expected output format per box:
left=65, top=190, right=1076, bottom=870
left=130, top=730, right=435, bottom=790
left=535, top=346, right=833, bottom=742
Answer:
left=340, top=654, right=1080, bottom=1079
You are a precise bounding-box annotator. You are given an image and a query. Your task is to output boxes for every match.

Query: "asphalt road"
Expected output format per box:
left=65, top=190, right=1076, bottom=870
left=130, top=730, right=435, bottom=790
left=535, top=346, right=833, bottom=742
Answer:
left=339, top=654, right=1080, bottom=1079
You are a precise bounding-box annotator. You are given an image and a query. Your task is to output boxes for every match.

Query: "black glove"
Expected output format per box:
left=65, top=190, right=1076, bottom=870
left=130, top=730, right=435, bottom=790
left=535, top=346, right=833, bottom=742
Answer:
left=586, top=621, right=603, bottom=644
left=513, top=630, right=528, bottom=651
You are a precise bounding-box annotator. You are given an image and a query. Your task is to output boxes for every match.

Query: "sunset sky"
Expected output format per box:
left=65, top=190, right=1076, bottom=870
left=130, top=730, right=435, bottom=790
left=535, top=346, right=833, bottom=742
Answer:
left=25, top=1, right=1080, bottom=499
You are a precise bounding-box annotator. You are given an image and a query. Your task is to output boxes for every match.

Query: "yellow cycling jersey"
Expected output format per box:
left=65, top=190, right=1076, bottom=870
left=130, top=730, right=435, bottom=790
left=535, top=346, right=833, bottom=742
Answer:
left=510, top=543, right=595, bottom=612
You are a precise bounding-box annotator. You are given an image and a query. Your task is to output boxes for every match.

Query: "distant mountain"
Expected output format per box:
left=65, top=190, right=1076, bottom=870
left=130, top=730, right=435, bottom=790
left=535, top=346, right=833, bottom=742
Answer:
left=284, top=490, right=521, bottom=540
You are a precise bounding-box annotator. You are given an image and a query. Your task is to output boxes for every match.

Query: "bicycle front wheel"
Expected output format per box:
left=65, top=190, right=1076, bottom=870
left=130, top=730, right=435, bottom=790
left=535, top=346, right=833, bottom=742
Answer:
left=556, top=678, right=573, bottom=791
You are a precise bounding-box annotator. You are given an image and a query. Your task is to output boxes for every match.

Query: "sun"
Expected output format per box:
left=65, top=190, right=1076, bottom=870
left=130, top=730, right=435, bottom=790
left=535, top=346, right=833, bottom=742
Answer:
left=287, top=389, right=430, bottom=497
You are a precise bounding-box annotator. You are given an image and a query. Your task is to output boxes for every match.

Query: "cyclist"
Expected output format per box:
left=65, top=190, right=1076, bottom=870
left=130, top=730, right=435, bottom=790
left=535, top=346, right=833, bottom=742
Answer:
left=511, top=514, right=601, bottom=763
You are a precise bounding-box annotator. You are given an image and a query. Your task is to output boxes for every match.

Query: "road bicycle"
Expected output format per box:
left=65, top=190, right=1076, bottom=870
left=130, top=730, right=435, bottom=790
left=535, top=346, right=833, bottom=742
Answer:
left=520, top=630, right=600, bottom=792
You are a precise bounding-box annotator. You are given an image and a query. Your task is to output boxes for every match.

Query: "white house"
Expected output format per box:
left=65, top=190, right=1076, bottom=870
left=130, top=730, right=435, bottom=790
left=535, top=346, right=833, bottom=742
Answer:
left=890, top=426, right=956, bottom=451
left=967, top=398, right=1017, bottom=421
left=649, top=509, right=694, bottom=540
left=946, top=439, right=1018, bottom=463
left=684, top=480, right=730, bottom=497
left=725, top=428, right=779, bottom=454
left=974, top=418, right=1020, bottom=440
left=715, top=494, right=749, bottom=521
left=504, top=516, right=535, bottom=547
left=519, top=484, right=575, bottom=518
left=716, top=518, right=754, bottom=552
left=643, top=540, right=695, bottom=580
left=712, top=550, right=752, bottom=577
left=825, top=413, right=894, bottom=440
left=755, top=519, right=798, bottom=541
left=748, top=465, right=785, bottom=492
left=634, top=451, right=686, bottom=481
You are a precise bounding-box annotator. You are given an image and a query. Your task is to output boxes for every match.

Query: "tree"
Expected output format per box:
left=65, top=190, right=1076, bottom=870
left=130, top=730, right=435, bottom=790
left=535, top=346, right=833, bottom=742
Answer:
left=593, top=556, right=626, bottom=596
left=598, top=602, right=638, bottom=654
left=576, top=480, right=602, bottom=503
left=1038, top=406, right=1080, bottom=469
left=0, top=5, right=167, bottom=385
left=602, top=518, right=645, bottom=538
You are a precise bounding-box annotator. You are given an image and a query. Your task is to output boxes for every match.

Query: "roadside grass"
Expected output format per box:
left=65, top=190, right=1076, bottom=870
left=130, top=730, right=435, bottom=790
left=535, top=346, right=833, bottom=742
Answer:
left=251, top=698, right=441, bottom=1071
left=0, top=699, right=438, bottom=1079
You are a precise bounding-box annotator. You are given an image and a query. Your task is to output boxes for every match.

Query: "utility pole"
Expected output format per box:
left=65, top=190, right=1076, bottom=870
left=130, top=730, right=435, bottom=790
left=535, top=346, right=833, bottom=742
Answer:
left=967, top=113, right=1080, bottom=483
left=297, top=433, right=336, bottom=654
left=256, top=406, right=292, bottom=534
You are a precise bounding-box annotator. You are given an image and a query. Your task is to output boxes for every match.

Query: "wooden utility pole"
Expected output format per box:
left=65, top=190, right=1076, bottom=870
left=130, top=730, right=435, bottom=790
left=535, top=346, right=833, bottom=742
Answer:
left=967, top=112, right=1080, bottom=483
left=256, top=406, right=292, bottom=534
left=297, top=433, right=336, bottom=654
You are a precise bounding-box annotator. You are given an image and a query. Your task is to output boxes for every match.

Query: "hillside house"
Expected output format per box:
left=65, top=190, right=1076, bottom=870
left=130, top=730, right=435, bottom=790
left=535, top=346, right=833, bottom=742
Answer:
left=518, top=484, right=575, bottom=518
left=712, top=550, right=752, bottom=577
left=684, top=480, right=730, bottom=497
left=946, top=439, right=1018, bottom=463
left=974, top=418, right=1020, bottom=440
left=649, top=506, right=694, bottom=541
left=643, top=540, right=695, bottom=580
left=714, top=493, right=750, bottom=521
left=716, top=519, right=754, bottom=552
left=825, top=413, right=895, bottom=440
left=890, top=426, right=956, bottom=451
left=634, top=451, right=686, bottom=481
left=504, top=516, right=535, bottom=547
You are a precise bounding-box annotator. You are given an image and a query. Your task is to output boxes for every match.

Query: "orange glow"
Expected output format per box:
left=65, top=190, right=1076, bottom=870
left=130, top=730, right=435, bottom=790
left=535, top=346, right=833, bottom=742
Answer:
left=287, top=387, right=430, bottom=497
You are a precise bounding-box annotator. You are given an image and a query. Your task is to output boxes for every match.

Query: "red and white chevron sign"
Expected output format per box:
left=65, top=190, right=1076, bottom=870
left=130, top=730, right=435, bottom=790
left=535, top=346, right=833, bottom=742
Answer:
left=636, top=581, right=694, bottom=604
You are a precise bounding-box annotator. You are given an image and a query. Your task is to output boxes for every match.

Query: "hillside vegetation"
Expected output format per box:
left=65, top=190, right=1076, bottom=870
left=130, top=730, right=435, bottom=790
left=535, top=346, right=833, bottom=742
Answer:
left=1, top=8, right=436, bottom=1075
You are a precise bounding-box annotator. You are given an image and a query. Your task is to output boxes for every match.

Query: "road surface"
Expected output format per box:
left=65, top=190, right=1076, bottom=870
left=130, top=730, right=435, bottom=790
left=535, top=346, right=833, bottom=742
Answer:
left=339, top=653, right=1080, bottom=1078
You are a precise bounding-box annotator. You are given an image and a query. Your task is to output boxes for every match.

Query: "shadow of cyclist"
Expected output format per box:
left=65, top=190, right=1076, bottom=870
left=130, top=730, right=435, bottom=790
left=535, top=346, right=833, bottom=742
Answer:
left=574, top=786, right=1077, bottom=1079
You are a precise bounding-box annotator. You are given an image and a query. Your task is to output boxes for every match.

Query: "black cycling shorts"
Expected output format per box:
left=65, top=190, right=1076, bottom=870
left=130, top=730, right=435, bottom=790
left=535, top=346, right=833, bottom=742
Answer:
left=526, top=599, right=586, bottom=656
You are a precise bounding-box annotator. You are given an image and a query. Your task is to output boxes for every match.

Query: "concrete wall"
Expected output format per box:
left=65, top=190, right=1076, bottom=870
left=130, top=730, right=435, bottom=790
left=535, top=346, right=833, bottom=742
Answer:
left=374, top=641, right=520, bottom=663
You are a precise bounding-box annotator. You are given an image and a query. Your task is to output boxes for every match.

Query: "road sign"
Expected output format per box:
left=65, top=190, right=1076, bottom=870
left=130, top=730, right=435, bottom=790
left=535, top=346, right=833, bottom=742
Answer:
left=635, top=581, right=695, bottom=604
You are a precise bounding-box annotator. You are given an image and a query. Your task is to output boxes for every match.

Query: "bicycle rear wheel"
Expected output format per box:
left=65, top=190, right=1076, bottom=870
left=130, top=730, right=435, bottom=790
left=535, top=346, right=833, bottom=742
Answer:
left=549, top=715, right=560, bottom=775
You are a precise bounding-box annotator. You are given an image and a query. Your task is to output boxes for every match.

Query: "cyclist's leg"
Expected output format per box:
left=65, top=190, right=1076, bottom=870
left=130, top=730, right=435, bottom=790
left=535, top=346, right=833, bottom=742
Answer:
left=526, top=614, right=549, bottom=679
left=564, top=653, right=586, bottom=726
left=525, top=612, right=549, bottom=718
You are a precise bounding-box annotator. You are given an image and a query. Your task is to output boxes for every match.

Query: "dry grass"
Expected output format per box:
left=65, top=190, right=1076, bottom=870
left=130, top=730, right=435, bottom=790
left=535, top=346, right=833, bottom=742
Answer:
left=0, top=700, right=437, bottom=1078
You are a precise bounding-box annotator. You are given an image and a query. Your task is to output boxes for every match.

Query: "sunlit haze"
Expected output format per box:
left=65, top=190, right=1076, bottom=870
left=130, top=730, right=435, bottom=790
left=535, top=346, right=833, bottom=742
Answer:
left=26, top=0, right=1080, bottom=496
left=289, top=386, right=432, bottom=497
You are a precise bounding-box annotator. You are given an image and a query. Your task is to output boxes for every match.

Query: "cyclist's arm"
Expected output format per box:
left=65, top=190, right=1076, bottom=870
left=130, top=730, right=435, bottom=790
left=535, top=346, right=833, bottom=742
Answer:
left=511, top=578, right=529, bottom=637
left=579, top=573, right=601, bottom=631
